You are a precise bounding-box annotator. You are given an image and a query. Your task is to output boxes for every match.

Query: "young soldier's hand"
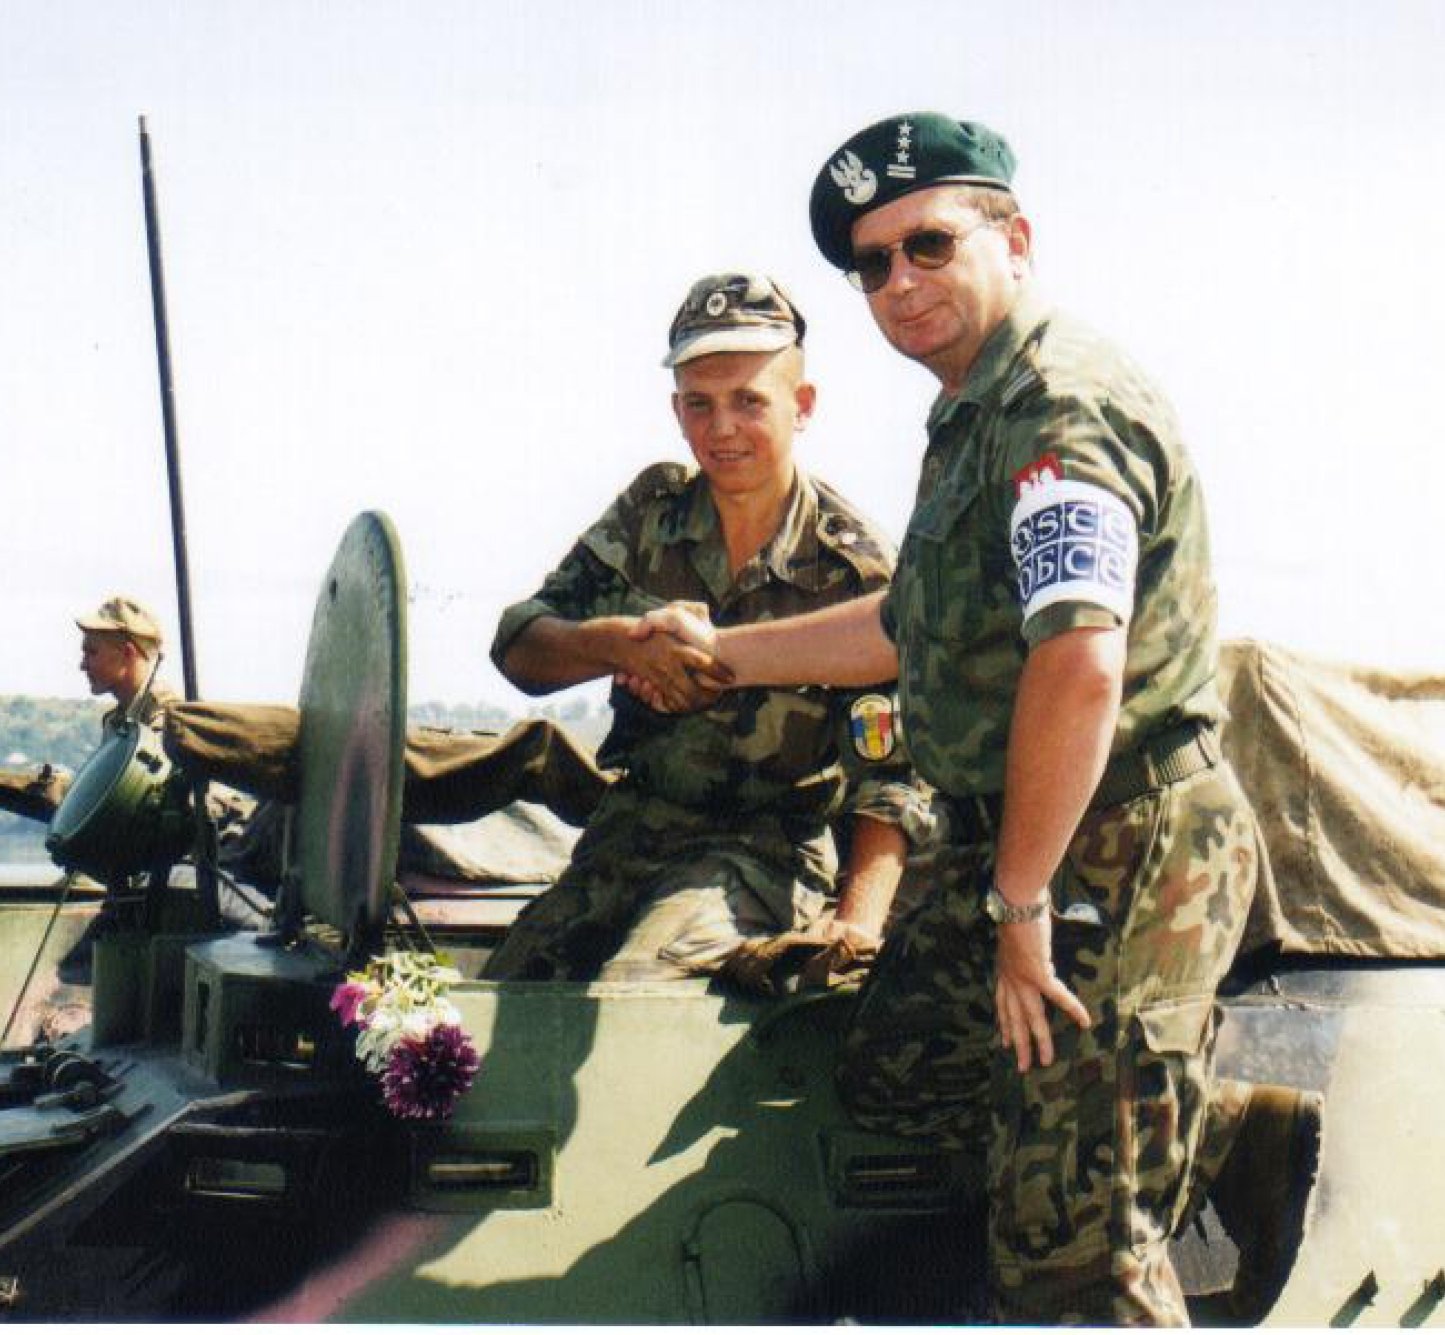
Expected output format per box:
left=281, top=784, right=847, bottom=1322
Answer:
left=617, top=602, right=733, bottom=711
left=617, top=629, right=726, bottom=713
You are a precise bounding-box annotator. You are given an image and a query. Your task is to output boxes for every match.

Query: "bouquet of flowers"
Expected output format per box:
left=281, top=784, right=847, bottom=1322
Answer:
left=330, top=950, right=480, bottom=1120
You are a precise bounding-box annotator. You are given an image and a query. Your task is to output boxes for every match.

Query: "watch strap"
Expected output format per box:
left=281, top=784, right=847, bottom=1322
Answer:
left=987, top=882, right=1051, bottom=924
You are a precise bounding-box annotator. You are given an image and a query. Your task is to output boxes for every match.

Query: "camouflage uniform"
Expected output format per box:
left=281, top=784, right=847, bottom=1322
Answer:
left=840, top=285, right=1255, bottom=1324
left=486, top=463, right=923, bottom=982
left=101, top=682, right=178, bottom=735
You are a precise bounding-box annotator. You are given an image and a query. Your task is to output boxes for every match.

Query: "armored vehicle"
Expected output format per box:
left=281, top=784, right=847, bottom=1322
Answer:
left=2, top=512, right=1445, bottom=1326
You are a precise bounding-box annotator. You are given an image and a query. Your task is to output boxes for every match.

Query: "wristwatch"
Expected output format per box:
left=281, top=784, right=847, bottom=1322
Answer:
left=983, top=881, right=1051, bottom=925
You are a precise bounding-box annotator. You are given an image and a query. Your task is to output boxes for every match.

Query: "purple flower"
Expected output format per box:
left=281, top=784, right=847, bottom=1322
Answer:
left=380, top=1023, right=480, bottom=1120
left=329, top=980, right=372, bottom=1029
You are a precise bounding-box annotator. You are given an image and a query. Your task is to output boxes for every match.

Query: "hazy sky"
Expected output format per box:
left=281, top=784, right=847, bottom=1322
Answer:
left=3, top=0, right=1443, bottom=711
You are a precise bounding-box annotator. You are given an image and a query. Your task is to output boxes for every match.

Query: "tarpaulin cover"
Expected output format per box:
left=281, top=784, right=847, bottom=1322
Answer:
left=6, top=642, right=1444, bottom=956
left=1219, top=640, right=1445, bottom=959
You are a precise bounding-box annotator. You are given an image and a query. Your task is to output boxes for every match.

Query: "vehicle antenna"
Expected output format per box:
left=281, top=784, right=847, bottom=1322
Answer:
left=138, top=115, right=220, bottom=926
left=138, top=115, right=201, bottom=701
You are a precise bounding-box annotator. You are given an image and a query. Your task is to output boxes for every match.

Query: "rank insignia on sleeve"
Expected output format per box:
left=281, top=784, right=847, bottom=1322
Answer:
left=850, top=693, right=898, bottom=761
left=1012, top=452, right=1063, bottom=498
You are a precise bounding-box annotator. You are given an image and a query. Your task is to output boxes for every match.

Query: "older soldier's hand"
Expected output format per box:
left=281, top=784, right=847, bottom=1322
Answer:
left=994, top=917, right=1091, bottom=1072
left=617, top=620, right=729, bottom=714
left=633, top=602, right=721, bottom=657
left=617, top=602, right=732, bottom=712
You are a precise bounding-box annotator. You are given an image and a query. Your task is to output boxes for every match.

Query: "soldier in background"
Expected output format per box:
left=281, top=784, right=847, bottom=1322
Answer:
left=485, top=272, right=927, bottom=988
left=0, top=595, right=174, bottom=826
left=76, top=595, right=177, bottom=731
left=633, top=117, right=1321, bottom=1323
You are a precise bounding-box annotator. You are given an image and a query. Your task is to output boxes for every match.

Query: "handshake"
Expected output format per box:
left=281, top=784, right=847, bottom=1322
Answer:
left=617, top=602, right=734, bottom=714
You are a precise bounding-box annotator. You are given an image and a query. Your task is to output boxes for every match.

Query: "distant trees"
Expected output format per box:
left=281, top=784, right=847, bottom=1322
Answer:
left=0, top=696, right=104, bottom=860
left=0, top=695, right=104, bottom=772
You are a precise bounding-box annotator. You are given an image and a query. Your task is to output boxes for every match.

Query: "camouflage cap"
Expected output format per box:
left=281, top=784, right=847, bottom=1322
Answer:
left=663, top=272, right=807, bottom=368
left=809, top=113, right=1017, bottom=270
left=76, top=595, right=163, bottom=648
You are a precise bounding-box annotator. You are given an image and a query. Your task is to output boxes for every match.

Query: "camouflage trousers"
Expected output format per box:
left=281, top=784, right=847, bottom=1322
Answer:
left=483, top=782, right=830, bottom=982
left=839, top=761, right=1257, bottom=1325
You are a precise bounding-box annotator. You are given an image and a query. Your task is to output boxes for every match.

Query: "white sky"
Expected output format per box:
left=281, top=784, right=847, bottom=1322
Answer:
left=2, top=0, right=1443, bottom=712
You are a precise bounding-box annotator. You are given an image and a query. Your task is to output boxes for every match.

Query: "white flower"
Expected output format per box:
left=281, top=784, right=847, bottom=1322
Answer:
left=356, top=1008, right=404, bottom=1073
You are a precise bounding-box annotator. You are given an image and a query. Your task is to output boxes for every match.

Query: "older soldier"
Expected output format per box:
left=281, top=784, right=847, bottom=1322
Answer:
left=76, top=595, right=176, bottom=731
left=485, top=273, right=923, bottom=986
left=634, top=119, right=1320, bottom=1323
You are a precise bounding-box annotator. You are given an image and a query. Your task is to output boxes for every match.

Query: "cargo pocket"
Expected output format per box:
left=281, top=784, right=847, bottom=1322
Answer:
left=1049, top=794, right=1163, bottom=1004
left=1120, top=994, right=1215, bottom=1252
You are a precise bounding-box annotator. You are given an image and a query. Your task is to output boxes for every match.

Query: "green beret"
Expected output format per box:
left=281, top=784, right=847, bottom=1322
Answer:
left=809, top=113, right=1017, bottom=270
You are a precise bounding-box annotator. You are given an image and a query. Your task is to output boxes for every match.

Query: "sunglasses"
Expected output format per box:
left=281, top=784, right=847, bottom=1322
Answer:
left=846, top=221, right=997, bottom=294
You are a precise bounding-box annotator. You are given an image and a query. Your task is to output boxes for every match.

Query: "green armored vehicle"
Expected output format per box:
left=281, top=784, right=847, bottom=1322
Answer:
left=2, top=512, right=1445, bottom=1326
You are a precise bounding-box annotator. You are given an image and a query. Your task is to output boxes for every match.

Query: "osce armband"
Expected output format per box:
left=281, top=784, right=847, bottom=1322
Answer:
left=1009, top=477, right=1138, bottom=625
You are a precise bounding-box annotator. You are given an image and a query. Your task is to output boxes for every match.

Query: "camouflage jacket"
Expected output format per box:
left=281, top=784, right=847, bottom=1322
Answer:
left=101, top=681, right=180, bottom=736
left=882, top=284, right=1221, bottom=797
left=493, top=464, right=922, bottom=843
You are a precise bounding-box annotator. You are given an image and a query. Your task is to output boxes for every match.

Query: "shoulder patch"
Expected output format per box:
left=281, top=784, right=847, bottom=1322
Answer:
left=624, top=460, right=691, bottom=504
left=1012, top=451, right=1063, bottom=498
left=810, top=475, right=897, bottom=584
left=849, top=693, right=898, bottom=761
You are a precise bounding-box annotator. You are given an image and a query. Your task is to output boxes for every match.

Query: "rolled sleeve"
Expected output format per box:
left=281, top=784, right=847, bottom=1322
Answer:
left=489, top=538, right=632, bottom=672
left=834, top=687, right=930, bottom=848
left=999, top=386, right=1159, bottom=646
left=490, top=596, right=558, bottom=671
left=845, top=773, right=933, bottom=848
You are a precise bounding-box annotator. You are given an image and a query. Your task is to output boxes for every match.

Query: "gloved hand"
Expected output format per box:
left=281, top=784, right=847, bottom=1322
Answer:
left=721, top=919, right=881, bottom=997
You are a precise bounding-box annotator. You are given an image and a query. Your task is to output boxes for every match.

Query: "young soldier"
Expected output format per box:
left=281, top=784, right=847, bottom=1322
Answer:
left=485, top=273, right=924, bottom=986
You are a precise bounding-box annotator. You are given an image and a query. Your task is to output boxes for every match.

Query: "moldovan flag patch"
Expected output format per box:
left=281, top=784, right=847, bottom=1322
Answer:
left=849, top=693, right=898, bottom=761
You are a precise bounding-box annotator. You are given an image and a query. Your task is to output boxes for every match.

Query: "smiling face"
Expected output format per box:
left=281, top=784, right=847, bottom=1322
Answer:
left=851, top=185, right=1032, bottom=394
left=671, top=347, right=814, bottom=504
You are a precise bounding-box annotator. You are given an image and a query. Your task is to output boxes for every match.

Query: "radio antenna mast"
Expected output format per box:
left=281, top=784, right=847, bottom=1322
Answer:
left=138, top=115, right=219, bottom=925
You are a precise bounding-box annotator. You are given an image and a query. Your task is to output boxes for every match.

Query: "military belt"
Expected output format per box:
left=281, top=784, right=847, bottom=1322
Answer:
left=933, top=720, right=1220, bottom=842
left=1090, top=719, right=1220, bottom=810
